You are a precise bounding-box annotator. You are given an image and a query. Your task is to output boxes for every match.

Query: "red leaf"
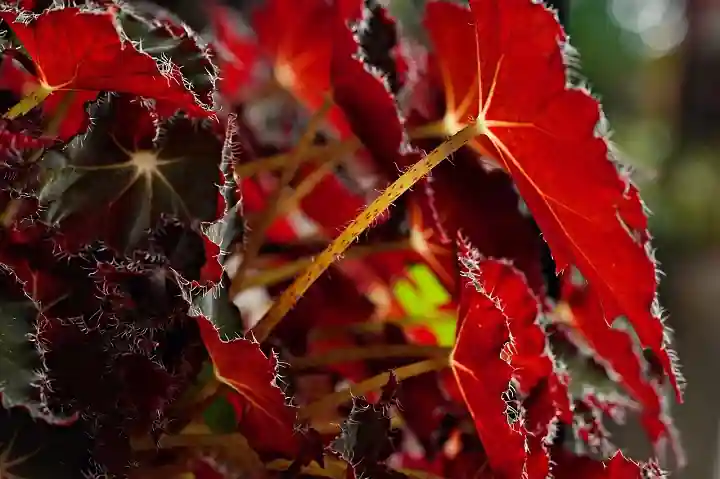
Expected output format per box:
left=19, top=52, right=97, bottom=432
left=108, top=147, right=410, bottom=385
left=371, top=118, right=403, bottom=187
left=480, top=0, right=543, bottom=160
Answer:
left=0, top=49, right=36, bottom=94
left=329, top=3, right=412, bottom=178
left=421, top=2, right=480, bottom=139
left=408, top=156, right=545, bottom=295
left=425, top=0, right=680, bottom=398
left=210, top=4, right=260, bottom=103
left=196, top=318, right=299, bottom=457
left=328, top=2, right=545, bottom=297
left=252, top=0, right=331, bottom=108
left=339, top=0, right=363, bottom=20
left=251, top=0, right=356, bottom=134
left=559, top=272, right=683, bottom=463
left=451, top=242, right=553, bottom=478
left=0, top=7, right=207, bottom=136
left=296, top=162, right=366, bottom=237
left=553, top=450, right=663, bottom=479
left=0, top=48, right=96, bottom=139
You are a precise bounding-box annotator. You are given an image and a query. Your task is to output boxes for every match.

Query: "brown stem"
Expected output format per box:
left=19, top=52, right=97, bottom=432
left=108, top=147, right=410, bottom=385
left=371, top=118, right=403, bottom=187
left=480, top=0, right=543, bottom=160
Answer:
left=132, top=433, right=243, bottom=451
left=251, top=124, right=477, bottom=342
left=291, top=344, right=450, bottom=371
left=311, top=413, right=405, bottom=435
left=232, top=96, right=334, bottom=292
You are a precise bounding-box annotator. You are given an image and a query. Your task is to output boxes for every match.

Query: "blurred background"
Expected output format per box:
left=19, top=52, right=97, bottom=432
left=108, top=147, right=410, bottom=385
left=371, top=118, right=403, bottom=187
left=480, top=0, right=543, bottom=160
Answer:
left=379, top=0, right=720, bottom=476
left=566, top=2, right=720, bottom=477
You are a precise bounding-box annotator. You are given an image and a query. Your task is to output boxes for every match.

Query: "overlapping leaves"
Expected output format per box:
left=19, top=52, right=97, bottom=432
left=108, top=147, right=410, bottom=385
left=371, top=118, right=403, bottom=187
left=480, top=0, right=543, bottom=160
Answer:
left=424, top=0, right=680, bottom=398
left=0, top=0, right=683, bottom=478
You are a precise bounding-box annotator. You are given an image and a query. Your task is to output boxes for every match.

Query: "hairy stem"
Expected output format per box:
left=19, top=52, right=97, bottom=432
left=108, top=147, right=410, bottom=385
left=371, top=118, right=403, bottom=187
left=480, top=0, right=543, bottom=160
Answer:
left=2, top=84, right=54, bottom=120
left=251, top=124, right=477, bottom=342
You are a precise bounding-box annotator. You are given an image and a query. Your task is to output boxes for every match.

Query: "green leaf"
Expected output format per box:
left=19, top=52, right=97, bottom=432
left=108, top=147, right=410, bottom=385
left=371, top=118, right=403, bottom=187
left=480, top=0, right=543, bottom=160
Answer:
left=203, top=394, right=238, bottom=434
left=39, top=95, right=223, bottom=253
left=203, top=202, right=244, bottom=269
left=0, top=405, right=92, bottom=478
left=0, top=301, right=46, bottom=416
left=204, top=112, right=245, bottom=272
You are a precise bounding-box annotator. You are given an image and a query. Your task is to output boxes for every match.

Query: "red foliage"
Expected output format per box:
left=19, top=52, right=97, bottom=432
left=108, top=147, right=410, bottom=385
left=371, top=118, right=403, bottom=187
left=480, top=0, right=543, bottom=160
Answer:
left=0, top=6, right=209, bottom=138
left=196, top=317, right=299, bottom=457
left=0, top=0, right=683, bottom=477
left=451, top=242, right=567, bottom=478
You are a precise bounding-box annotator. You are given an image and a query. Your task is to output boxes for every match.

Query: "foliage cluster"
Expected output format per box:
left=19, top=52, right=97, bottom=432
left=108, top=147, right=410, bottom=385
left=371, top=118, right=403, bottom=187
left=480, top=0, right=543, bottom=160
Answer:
left=0, top=0, right=684, bottom=478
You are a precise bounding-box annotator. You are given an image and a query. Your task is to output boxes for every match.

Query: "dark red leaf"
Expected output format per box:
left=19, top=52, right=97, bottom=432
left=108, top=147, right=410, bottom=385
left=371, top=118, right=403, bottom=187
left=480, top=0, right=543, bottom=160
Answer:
left=553, top=450, right=664, bottom=479
left=407, top=157, right=545, bottom=295
left=251, top=0, right=356, bottom=134
left=330, top=2, right=413, bottom=177
left=196, top=317, right=299, bottom=458
left=276, top=268, right=375, bottom=383
left=451, top=239, right=574, bottom=478
left=0, top=118, right=54, bottom=151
